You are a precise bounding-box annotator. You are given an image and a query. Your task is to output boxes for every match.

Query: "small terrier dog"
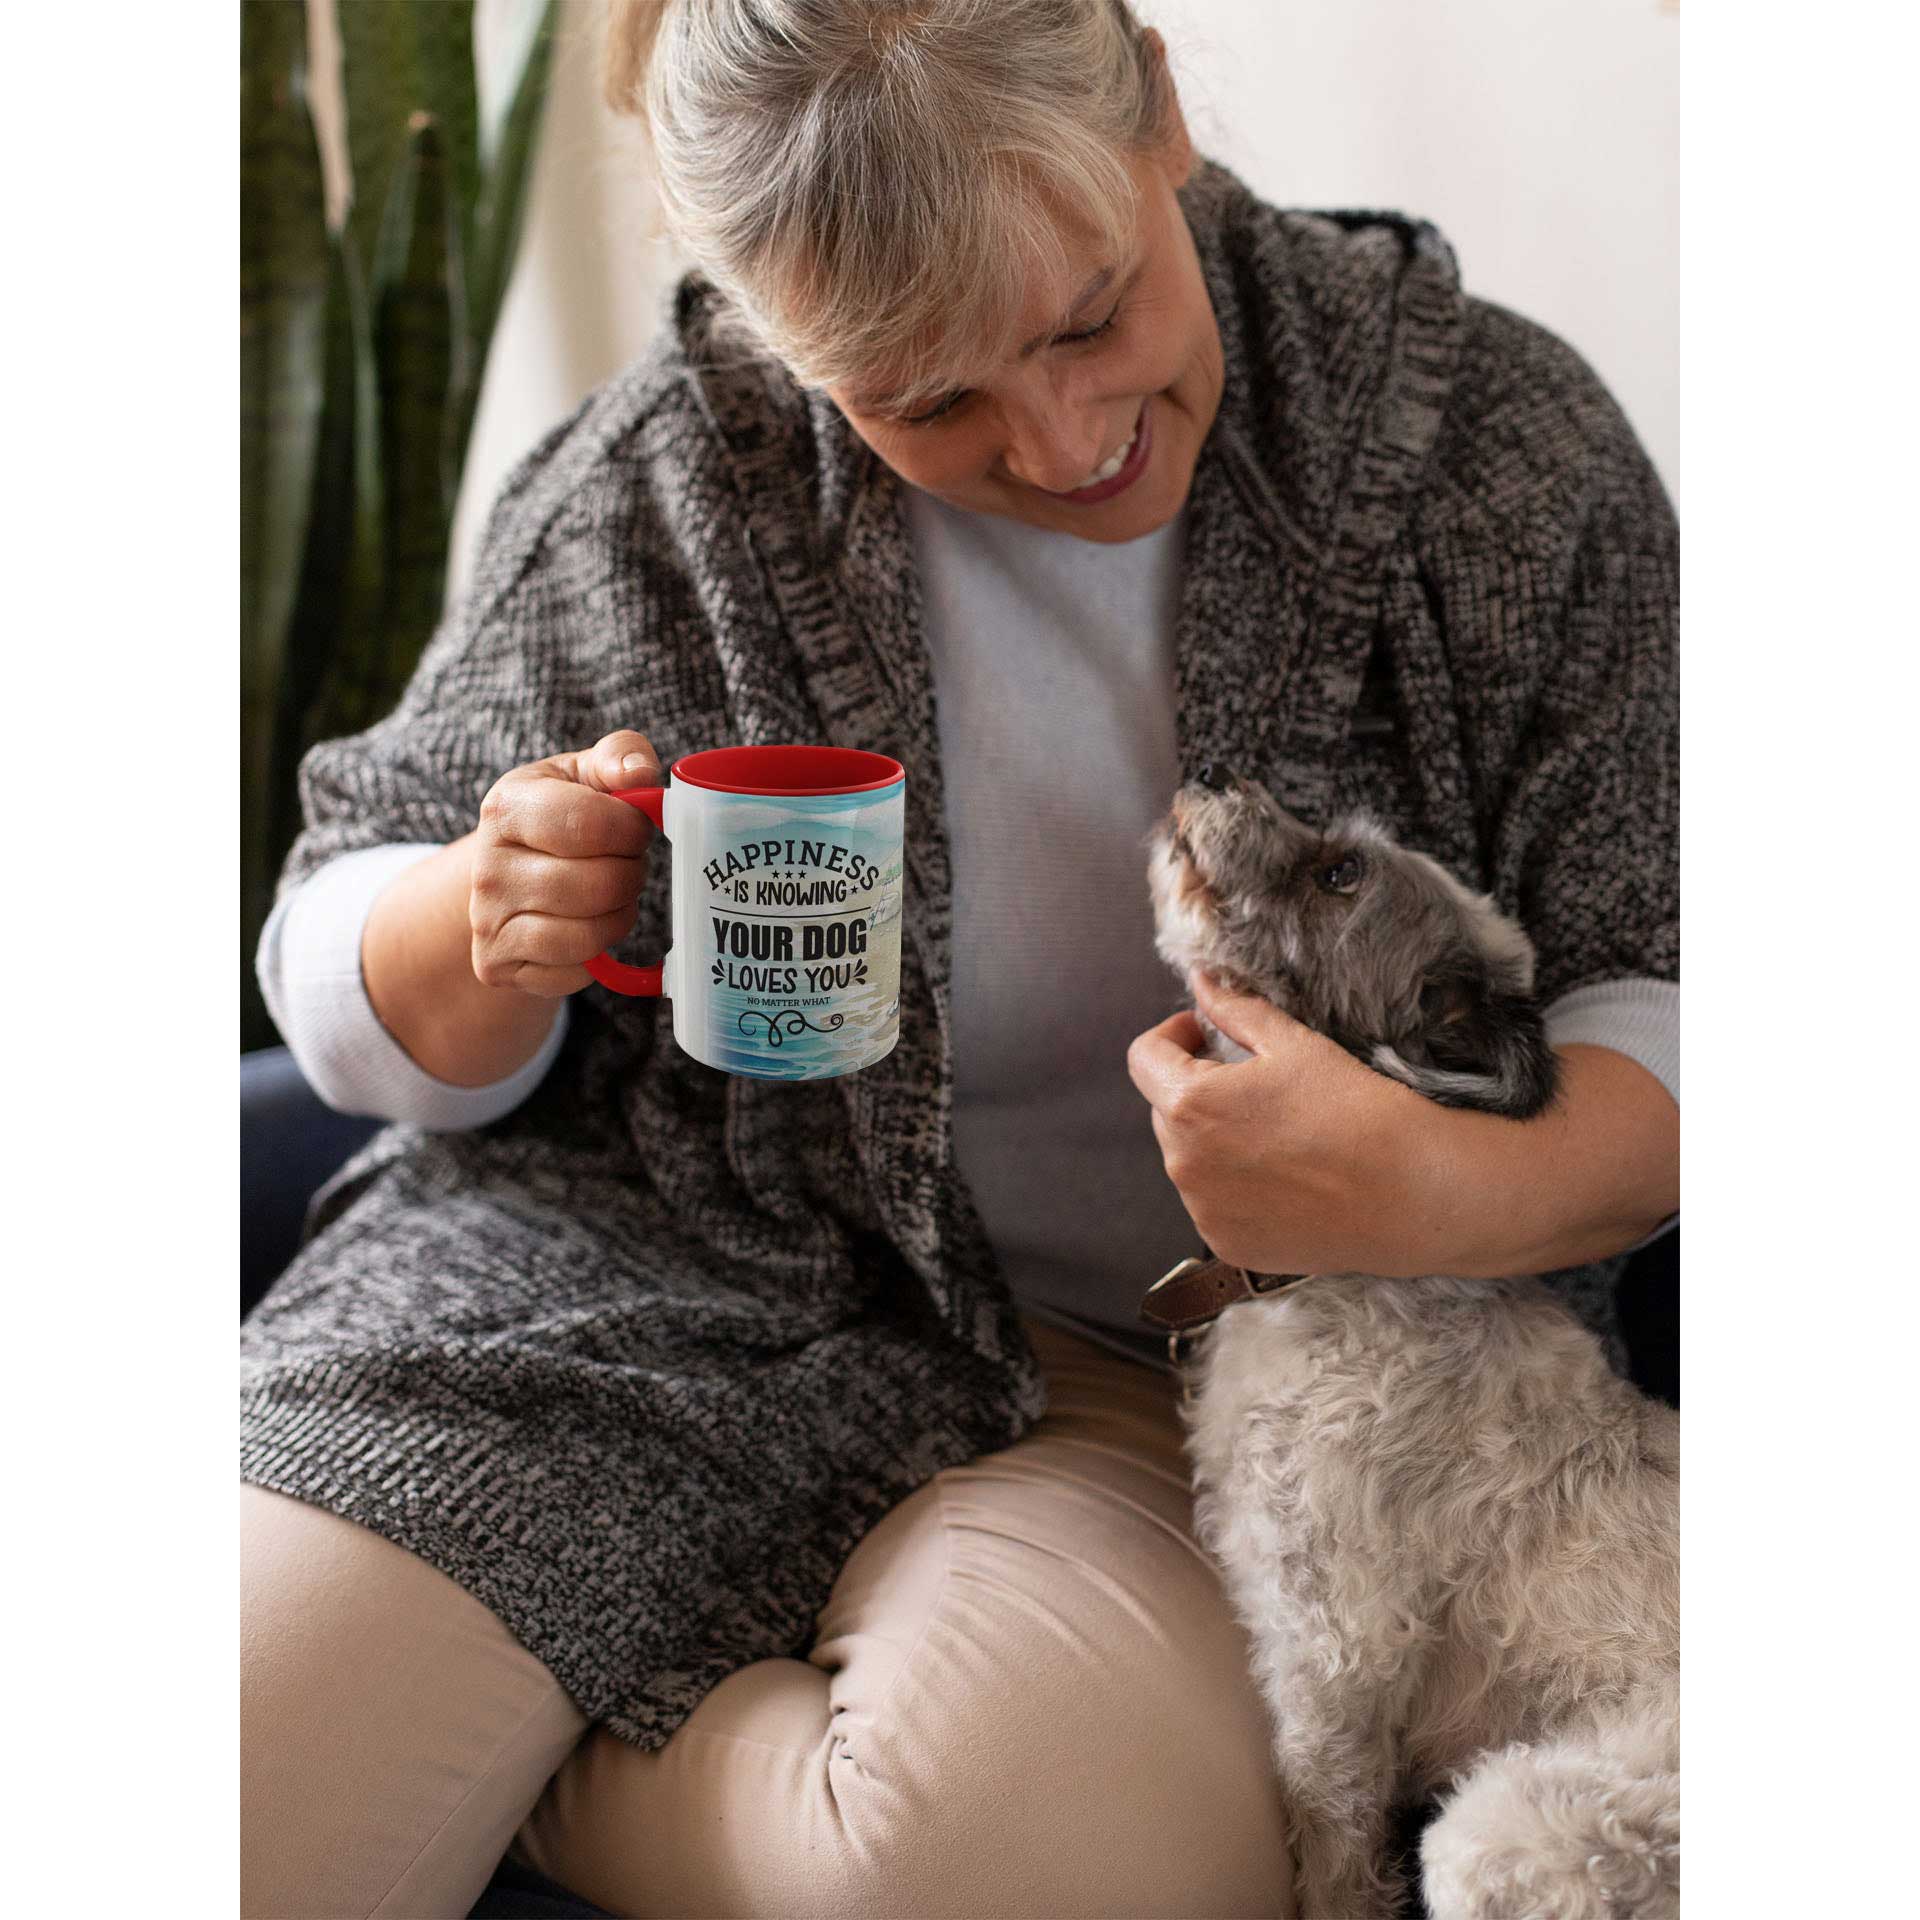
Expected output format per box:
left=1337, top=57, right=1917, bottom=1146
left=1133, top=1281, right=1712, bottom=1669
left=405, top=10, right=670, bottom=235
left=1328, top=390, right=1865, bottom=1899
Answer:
left=1146, top=764, right=1679, bottom=1920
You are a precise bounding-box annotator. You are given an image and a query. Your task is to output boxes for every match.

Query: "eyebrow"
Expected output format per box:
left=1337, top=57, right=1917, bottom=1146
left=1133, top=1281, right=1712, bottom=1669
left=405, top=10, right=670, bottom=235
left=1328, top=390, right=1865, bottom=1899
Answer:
left=856, top=265, right=1121, bottom=414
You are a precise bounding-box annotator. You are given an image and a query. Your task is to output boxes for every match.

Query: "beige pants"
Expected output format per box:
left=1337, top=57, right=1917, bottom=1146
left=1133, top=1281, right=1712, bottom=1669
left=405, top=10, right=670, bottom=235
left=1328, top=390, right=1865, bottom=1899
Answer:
left=242, top=1315, right=1295, bottom=1919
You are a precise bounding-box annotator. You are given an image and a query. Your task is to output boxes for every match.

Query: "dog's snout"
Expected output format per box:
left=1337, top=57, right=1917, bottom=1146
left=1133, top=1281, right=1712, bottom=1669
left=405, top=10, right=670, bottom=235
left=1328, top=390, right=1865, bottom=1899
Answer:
left=1195, top=761, right=1234, bottom=792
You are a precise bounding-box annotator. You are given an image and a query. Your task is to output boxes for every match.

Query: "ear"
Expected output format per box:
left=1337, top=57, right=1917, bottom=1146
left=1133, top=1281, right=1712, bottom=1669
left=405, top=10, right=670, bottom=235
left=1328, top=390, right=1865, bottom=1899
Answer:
left=1371, top=968, right=1561, bottom=1118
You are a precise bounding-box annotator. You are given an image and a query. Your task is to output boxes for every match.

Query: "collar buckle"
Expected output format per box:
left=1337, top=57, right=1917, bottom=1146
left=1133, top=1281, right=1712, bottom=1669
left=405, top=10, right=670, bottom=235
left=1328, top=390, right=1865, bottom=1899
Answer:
left=1140, top=1255, right=1317, bottom=1403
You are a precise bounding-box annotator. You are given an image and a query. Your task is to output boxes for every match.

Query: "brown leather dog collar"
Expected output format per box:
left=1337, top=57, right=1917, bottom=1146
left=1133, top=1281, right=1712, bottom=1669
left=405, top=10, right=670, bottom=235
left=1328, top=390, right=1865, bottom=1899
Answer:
left=1139, top=1255, right=1321, bottom=1386
left=1139, top=1254, right=1312, bottom=1334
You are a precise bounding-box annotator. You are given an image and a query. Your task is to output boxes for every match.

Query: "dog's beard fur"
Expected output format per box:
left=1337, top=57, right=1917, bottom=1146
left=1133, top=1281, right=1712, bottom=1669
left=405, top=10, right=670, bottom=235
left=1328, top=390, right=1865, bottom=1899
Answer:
left=1146, top=775, right=1561, bottom=1118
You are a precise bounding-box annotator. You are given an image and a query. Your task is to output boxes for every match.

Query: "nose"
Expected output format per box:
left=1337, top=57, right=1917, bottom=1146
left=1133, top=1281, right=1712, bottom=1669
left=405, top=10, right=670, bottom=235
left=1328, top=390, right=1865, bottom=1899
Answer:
left=1195, top=762, right=1234, bottom=791
left=998, top=392, right=1105, bottom=494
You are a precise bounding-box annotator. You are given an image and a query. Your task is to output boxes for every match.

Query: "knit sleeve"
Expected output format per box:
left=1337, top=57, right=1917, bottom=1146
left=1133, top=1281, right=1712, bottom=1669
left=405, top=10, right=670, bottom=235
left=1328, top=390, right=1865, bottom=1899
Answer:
left=1542, top=977, right=1678, bottom=1110
left=267, top=375, right=648, bottom=904
left=1512, top=467, right=1675, bottom=1009
left=1426, top=302, right=1679, bottom=1012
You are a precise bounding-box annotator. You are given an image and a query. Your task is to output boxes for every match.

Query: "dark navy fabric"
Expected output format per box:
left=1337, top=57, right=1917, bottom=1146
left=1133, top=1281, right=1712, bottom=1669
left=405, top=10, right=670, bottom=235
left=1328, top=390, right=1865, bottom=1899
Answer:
left=240, top=1046, right=379, bottom=1319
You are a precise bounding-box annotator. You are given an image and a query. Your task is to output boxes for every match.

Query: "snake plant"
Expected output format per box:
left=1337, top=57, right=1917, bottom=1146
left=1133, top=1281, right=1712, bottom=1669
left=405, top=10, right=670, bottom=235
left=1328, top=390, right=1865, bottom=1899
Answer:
left=241, top=0, right=558, bottom=1050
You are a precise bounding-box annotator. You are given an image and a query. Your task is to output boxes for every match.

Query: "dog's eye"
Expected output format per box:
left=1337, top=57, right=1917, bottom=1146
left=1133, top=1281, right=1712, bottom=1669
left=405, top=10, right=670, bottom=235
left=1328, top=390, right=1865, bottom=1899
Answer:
left=1316, top=853, right=1366, bottom=895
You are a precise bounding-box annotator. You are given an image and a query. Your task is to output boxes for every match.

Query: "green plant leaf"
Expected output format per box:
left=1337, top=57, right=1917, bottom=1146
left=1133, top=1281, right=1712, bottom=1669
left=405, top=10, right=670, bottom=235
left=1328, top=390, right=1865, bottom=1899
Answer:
left=468, top=0, right=557, bottom=355
left=274, top=232, right=380, bottom=865
left=241, top=0, right=330, bottom=1049
left=242, top=0, right=563, bottom=1055
left=450, top=0, right=558, bottom=471
left=337, top=0, right=478, bottom=306
left=366, top=111, right=466, bottom=726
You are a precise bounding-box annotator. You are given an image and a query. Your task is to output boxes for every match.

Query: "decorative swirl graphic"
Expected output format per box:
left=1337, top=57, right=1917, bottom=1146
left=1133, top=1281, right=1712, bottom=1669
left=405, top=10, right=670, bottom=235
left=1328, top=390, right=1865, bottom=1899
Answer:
left=738, top=1007, right=848, bottom=1048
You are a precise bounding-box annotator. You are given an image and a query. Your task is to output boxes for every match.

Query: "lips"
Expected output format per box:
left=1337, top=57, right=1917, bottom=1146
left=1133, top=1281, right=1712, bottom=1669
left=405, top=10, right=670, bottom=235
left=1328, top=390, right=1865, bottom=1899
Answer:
left=1046, top=397, right=1153, bottom=505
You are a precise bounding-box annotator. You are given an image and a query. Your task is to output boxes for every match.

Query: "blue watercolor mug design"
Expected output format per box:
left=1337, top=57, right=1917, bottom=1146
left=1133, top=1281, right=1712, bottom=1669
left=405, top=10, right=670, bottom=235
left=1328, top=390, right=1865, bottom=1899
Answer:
left=587, top=745, right=905, bottom=1081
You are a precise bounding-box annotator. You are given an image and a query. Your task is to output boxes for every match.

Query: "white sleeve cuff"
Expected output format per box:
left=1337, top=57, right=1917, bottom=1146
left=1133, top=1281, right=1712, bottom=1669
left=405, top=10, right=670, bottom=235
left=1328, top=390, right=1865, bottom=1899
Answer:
left=1543, top=976, right=1679, bottom=1107
left=255, top=842, right=569, bottom=1132
left=1542, top=975, right=1678, bottom=1254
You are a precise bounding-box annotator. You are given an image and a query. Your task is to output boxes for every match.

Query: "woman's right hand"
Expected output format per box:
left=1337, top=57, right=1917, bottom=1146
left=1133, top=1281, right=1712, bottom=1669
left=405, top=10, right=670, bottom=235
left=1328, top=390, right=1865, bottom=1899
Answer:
left=468, top=730, right=664, bottom=998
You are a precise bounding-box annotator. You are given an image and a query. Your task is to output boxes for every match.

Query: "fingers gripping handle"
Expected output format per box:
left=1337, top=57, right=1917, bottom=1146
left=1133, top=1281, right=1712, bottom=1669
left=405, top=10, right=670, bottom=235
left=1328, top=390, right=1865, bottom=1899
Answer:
left=585, top=786, right=669, bottom=996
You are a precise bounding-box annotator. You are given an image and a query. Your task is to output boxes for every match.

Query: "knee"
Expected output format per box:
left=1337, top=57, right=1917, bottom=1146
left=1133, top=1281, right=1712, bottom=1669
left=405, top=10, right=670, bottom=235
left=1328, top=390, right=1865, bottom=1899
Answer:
left=530, top=1647, right=1294, bottom=1920
left=802, top=1474, right=1294, bottom=1917
left=813, top=1642, right=1292, bottom=1918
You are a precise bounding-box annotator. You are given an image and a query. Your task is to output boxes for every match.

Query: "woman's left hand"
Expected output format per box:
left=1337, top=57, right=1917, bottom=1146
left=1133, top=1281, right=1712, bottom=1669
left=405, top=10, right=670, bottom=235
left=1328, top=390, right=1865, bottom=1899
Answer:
left=1126, top=966, right=1450, bottom=1280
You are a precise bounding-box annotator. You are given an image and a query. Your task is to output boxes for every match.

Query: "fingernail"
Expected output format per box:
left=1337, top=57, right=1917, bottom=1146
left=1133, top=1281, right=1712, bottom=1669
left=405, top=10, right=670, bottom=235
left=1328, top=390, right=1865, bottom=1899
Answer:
left=621, top=753, right=650, bottom=774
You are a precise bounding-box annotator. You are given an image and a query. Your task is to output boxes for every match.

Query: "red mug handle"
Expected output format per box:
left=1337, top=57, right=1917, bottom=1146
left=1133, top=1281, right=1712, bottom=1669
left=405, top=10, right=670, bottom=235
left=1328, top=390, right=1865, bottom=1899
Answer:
left=585, top=786, right=669, bottom=996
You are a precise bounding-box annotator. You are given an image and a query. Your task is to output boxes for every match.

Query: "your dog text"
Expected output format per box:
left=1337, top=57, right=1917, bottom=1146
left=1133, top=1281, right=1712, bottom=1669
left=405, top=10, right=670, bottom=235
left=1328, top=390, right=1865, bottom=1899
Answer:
left=710, top=914, right=871, bottom=995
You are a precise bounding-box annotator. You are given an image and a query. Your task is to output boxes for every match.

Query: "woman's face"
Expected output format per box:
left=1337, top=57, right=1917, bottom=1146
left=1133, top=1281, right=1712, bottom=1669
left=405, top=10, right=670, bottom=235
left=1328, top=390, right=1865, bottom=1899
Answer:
left=825, top=136, right=1225, bottom=546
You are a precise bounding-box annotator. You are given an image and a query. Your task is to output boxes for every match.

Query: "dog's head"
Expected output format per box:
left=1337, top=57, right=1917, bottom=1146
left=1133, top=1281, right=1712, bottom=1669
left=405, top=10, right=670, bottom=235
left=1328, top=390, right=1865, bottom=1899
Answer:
left=1146, top=766, right=1559, bottom=1117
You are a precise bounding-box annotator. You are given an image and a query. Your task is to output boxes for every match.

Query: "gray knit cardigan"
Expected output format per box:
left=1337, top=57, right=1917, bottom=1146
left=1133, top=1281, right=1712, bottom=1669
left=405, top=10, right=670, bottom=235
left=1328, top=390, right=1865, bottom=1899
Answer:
left=240, top=157, right=1678, bottom=1748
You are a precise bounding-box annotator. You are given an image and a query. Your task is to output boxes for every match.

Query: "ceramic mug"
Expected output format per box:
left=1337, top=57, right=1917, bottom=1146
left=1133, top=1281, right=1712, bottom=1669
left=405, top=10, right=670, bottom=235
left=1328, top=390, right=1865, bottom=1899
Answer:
left=587, top=744, right=906, bottom=1080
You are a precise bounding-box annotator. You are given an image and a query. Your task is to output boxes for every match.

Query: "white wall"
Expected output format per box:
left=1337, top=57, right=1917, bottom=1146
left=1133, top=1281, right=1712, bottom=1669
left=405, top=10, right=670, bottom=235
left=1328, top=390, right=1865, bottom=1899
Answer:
left=451, top=0, right=1678, bottom=596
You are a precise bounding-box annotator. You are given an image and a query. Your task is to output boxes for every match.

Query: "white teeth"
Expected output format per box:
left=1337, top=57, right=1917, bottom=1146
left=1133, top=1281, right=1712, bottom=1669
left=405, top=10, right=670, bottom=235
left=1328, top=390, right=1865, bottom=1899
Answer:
left=1055, top=409, right=1143, bottom=493
left=1078, top=426, right=1135, bottom=489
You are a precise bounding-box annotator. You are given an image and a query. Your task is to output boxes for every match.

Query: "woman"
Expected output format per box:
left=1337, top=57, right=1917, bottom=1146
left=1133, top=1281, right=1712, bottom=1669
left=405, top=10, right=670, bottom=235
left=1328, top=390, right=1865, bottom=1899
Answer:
left=242, top=2, right=1679, bottom=1914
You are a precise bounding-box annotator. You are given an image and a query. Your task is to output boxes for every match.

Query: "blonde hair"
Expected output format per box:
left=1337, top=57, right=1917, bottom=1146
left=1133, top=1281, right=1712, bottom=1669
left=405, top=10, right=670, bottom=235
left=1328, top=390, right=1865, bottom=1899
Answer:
left=603, top=0, right=1172, bottom=407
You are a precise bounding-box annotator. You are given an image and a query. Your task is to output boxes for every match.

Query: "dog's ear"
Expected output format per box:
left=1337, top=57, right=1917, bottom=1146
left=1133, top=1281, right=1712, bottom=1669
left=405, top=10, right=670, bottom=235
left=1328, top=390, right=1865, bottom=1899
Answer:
left=1372, top=965, right=1561, bottom=1118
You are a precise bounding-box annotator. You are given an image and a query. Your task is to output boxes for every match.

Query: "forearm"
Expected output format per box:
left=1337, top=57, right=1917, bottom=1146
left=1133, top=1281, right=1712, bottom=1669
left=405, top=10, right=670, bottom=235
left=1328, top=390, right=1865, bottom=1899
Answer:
left=361, top=831, right=565, bottom=1088
left=1402, top=1044, right=1679, bottom=1279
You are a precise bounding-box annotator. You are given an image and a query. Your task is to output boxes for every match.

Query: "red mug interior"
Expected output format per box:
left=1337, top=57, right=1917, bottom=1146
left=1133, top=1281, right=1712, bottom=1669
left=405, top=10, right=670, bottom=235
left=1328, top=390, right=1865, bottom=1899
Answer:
left=672, top=745, right=904, bottom=795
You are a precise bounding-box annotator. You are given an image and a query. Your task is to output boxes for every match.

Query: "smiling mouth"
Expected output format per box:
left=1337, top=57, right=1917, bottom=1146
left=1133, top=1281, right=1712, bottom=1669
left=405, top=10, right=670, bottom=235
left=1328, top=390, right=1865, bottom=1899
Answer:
left=1041, top=397, right=1153, bottom=503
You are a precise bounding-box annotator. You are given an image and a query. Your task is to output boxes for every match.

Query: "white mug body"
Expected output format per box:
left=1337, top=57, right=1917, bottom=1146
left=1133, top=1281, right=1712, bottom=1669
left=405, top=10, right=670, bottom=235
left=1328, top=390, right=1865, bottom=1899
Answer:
left=660, top=772, right=904, bottom=1079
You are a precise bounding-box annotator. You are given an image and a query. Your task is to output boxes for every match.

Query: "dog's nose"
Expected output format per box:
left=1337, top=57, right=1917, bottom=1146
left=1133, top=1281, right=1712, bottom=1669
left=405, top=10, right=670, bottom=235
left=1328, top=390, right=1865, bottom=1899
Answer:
left=1195, top=761, right=1234, bottom=792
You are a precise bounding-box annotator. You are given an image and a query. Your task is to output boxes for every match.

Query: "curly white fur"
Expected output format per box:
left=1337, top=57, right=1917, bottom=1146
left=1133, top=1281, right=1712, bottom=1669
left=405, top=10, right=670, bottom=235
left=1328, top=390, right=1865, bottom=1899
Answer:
left=1182, top=1279, right=1678, bottom=1918
left=1147, top=774, right=1679, bottom=1918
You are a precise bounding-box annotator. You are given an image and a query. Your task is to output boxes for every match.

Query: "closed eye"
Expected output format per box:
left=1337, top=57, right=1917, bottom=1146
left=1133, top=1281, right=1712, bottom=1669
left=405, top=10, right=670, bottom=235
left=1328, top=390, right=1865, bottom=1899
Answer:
left=901, top=389, right=967, bottom=427
left=1057, top=304, right=1121, bottom=347
left=898, top=300, right=1127, bottom=427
